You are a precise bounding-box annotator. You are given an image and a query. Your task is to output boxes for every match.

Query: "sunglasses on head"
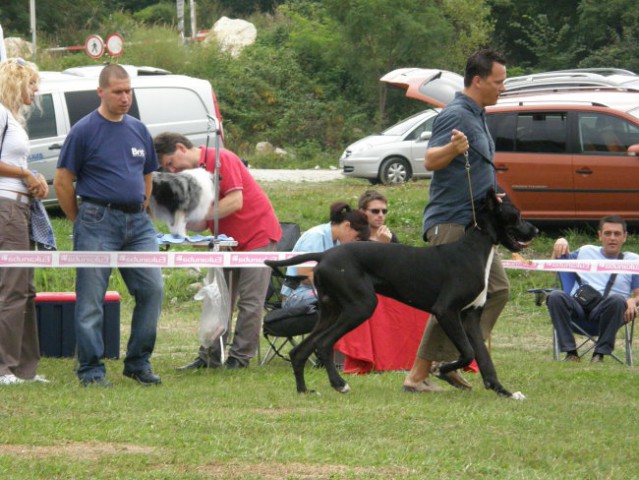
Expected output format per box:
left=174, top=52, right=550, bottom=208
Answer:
left=367, top=208, right=388, bottom=215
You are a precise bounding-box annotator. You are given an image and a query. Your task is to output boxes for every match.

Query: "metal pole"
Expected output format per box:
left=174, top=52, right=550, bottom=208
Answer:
left=176, top=0, right=185, bottom=45
left=190, top=0, right=197, bottom=40
left=30, top=0, right=37, bottom=62
left=205, top=114, right=221, bottom=249
left=213, top=119, right=221, bottom=240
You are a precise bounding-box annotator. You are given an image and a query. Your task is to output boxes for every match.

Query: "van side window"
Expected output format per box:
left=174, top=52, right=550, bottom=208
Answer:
left=515, top=112, right=567, bottom=153
left=578, top=113, right=639, bottom=153
left=27, top=93, right=57, bottom=139
left=134, top=87, right=207, bottom=124
left=65, top=90, right=141, bottom=126
left=486, top=113, right=516, bottom=151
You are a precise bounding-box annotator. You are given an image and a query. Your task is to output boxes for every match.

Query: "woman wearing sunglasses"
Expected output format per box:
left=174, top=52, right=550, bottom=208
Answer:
left=281, top=202, right=370, bottom=310
left=358, top=190, right=399, bottom=243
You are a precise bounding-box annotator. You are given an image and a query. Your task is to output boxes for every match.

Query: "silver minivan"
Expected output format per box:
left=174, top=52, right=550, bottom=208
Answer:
left=339, top=109, right=438, bottom=184
left=27, top=65, right=223, bottom=207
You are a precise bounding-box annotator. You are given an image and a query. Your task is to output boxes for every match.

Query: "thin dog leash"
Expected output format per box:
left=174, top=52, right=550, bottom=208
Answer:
left=463, top=151, right=478, bottom=227
left=464, top=143, right=497, bottom=228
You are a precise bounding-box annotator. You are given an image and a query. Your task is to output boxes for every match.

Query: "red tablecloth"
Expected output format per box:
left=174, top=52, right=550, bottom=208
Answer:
left=334, top=295, right=429, bottom=374
left=334, top=295, right=479, bottom=374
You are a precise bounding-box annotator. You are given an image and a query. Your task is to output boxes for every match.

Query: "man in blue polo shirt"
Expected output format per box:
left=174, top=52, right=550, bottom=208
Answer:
left=54, top=64, right=164, bottom=388
left=403, top=49, right=509, bottom=393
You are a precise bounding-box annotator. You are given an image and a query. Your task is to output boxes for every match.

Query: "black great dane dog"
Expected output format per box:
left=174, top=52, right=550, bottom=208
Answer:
left=265, top=188, right=538, bottom=399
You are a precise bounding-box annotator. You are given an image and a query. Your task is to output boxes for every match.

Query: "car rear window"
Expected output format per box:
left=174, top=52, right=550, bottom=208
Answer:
left=134, top=87, right=208, bottom=124
left=383, top=111, right=434, bottom=136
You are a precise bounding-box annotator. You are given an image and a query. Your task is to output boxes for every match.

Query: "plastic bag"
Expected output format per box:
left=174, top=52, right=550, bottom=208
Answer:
left=194, top=268, right=230, bottom=348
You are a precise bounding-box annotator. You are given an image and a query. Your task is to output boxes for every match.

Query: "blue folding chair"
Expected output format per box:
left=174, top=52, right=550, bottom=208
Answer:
left=528, top=271, right=634, bottom=366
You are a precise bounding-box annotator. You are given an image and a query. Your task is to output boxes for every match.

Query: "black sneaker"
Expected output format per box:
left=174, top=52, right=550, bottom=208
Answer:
left=591, top=353, right=604, bottom=364
left=224, top=356, right=246, bottom=369
left=123, top=369, right=162, bottom=386
left=81, top=377, right=112, bottom=388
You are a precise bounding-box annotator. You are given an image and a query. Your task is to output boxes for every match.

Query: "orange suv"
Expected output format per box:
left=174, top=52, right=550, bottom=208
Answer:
left=381, top=68, right=639, bottom=221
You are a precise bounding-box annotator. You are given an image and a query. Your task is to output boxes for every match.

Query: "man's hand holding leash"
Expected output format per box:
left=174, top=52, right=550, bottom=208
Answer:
left=450, top=129, right=469, bottom=156
left=425, top=129, right=469, bottom=171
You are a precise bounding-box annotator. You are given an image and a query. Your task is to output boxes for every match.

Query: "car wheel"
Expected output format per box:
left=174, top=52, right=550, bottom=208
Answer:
left=379, top=157, right=411, bottom=184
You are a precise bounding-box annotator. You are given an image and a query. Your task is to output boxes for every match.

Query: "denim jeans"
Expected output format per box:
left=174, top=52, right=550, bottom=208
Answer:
left=73, top=202, right=164, bottom=381
left=282, top=286, right=317, bottom=310
left=546, top=290, right=626, bottom=355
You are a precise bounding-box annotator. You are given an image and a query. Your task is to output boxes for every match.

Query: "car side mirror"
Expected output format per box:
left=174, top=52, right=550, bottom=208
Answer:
left=419, top=131, right=432, bottom=142
left=628, top=144, right=639, bottom=156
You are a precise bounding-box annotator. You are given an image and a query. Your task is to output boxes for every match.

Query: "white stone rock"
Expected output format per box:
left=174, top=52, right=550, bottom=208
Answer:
left=206, top=16, right=256, bottom=57
left=274, top=147, right=288, bottom=157
left=4, top=37, right=34, bottom=59
left=255, top=141, right=274, bottom=155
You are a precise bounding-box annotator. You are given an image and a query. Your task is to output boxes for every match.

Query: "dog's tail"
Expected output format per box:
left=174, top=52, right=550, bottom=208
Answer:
left=264, top=252, right=325, bottom=271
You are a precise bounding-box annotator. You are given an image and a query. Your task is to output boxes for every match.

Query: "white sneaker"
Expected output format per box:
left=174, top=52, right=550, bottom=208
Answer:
left=0, top=374, right=25, bottom=385
left=26, top=375, right=51, bottom=383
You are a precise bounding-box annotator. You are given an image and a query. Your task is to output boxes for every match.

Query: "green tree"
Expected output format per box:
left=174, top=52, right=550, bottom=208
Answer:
left=437, top=0, right=493, bottom=72
left=1, top=0, right=107, bottom=43
left=323, top=0, right=455, bottom=125
left=574, top=0, right=639, bottom=71
left=488, top=0, right=579, bottom=69
left=133, top=2, right=177, bottom=26
left=509, top=14, right=574, bottom=71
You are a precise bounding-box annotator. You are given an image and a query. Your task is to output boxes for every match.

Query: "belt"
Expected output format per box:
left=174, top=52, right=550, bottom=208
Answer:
left=81, top=197, right=145, bottom=214
left=0, top=190, right=31, bottom=205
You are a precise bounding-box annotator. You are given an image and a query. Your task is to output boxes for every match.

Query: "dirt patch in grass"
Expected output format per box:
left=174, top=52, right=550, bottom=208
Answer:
left=0, top=442, right=155, bottom=461
left=199, top=461, right=414, bottom=479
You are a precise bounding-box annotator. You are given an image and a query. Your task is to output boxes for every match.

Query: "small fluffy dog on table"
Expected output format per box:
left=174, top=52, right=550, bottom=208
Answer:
left=149, top=168, right=216, bottom=237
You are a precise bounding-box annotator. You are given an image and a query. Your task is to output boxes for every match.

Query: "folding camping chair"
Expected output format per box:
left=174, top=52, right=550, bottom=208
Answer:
left=260, top=222, right=319, bottom=365
left=263, top=222, right=301, bottom=312
left=261, top=304, right=319, bottom=365
left=528, top=271, right=635, bottom=366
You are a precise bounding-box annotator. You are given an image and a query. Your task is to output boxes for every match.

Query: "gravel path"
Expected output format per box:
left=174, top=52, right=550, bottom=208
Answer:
left=248, top=168, right=343, bottom=182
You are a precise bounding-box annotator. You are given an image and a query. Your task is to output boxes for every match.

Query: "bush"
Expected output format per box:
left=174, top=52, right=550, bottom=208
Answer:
left=34, top=16, right=380, bottom=165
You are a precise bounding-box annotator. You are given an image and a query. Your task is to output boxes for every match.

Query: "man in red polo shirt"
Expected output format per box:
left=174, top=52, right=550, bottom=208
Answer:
left=154, top=132, right=282, bottom=369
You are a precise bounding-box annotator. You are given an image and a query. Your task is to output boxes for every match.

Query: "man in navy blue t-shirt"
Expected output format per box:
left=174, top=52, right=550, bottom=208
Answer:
left=54, top=64, right=164, bottom=388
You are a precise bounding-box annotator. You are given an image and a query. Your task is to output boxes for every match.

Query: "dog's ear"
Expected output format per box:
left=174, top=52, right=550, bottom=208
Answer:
left=485, top=186, right=499, bottom=210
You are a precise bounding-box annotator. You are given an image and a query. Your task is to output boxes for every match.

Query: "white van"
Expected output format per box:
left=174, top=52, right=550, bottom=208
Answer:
left=27, top=65, right=224, bottom=207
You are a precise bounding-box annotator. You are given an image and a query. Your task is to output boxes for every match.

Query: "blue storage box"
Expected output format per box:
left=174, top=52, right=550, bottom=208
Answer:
left=35, top=291, right=121, bottom=359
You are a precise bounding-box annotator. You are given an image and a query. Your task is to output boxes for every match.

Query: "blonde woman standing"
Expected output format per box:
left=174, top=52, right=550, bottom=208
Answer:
left=0, top=58, right=49, bottom=385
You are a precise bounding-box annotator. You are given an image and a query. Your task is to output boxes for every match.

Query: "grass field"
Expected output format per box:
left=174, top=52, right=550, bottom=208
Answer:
left=2, top=177, right=638, bottom=479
